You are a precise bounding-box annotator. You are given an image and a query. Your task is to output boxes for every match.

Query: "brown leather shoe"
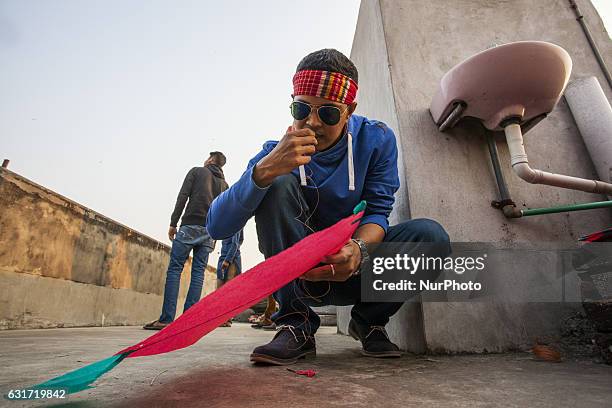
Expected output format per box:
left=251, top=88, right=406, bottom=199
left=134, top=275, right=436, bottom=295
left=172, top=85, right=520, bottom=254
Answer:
left=142, top=320, right=169, bottom=330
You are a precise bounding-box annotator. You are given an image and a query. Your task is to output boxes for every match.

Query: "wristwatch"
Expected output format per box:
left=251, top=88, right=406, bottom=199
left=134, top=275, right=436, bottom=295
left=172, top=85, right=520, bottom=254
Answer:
left=351, top=238, right=370, bottom=276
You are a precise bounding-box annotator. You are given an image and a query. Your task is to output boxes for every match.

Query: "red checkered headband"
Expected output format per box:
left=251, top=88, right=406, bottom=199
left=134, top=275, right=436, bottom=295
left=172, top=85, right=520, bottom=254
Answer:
left=292, top=70, right=358, bottom=104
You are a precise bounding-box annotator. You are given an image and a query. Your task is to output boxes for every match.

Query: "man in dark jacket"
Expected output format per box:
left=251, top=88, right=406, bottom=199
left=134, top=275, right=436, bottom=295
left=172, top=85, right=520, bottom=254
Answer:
left=144, top=151, right=229, bottom=330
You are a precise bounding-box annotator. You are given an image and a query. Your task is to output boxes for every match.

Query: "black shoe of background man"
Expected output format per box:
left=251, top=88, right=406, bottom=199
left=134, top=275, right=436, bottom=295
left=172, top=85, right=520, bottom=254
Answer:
left=348, top=319, right=401, bottom=358
left=250, top=325, right=316, bottom=365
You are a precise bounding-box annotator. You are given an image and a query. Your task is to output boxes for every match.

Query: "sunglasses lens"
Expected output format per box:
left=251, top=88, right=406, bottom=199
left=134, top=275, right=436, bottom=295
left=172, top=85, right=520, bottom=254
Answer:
left=318, top=106, right=342, bottom=126
left=290, top=102, right=311, bottom=121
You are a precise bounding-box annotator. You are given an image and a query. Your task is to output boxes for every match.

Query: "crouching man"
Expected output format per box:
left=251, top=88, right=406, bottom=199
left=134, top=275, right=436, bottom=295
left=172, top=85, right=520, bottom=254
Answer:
left=207, top=49, right=450, bottom=364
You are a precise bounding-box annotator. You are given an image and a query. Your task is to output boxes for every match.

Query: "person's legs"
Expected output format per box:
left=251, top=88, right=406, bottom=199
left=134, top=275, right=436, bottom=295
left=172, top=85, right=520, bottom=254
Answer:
left=254, top=174, right=320, bottom=334
left=351, top=218, right=451, bottom=326
left=303, top=218, right=448, bottom=356
left=263, top=295, right=277, bottom=320
left=216, top=262, right=237, bottom=327
left=255, top=174, right=311, bottom=256
left=251, top=174, right=319, bottom=364
left=253, top=213, right=451, bottom=360
left=183, top=225, right=214, bottom=312
left=216, top=258, right=227, bottom=290
left=233, top=253, right=242, bottom=276
left=183, top=243, right=211, bottom=312
left=287, top=218, right=451, bottom=329
left=158, top=238, right=192, bottom=323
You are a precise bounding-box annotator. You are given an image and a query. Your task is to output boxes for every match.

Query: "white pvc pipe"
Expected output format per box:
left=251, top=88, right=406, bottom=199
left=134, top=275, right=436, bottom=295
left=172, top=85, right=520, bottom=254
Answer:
left=504, top=123, right=612, bottom=195
left=564, top=77, right=612, bottom=198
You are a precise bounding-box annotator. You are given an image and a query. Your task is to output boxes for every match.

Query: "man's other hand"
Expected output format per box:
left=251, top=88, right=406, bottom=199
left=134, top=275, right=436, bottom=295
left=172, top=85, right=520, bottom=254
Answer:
left=252, top=126, right=317, bottom=187
left=168, top=226, right=177, bottom=241
left=301, top=240, right=361, bottom=282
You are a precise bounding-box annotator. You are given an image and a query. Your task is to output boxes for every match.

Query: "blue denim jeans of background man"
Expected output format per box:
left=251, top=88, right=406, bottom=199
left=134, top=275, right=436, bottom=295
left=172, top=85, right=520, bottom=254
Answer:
left=254, top=174, right=451, bottom=336
left=159, top=225, right=214, bottom=323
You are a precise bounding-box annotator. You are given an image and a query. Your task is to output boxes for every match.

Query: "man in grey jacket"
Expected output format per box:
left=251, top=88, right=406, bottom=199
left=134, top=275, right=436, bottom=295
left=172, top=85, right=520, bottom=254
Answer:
left=144, top=151, right=228, bottom=330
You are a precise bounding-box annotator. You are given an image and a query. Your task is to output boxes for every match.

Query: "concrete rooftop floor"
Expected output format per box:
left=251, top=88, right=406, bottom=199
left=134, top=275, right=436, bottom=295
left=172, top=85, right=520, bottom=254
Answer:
left=1, top=323, right=611, bottom=408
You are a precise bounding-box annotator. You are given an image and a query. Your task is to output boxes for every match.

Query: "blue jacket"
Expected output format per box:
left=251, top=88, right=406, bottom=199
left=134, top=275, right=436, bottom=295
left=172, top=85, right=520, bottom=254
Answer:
left=217, top=229, right=243, bottom=280
left=207, top=115, right=400, bottom=239
left=219, top=229, right=243, bottom=263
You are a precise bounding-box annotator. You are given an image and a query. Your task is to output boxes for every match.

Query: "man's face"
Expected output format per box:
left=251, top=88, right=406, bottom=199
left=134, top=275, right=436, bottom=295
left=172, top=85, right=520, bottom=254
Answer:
left=292, top=95, right=356, bottom=152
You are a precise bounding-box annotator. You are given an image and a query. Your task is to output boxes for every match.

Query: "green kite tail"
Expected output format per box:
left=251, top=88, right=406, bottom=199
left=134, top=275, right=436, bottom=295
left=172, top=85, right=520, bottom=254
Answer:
left=29, top=352, right=130, bottom=395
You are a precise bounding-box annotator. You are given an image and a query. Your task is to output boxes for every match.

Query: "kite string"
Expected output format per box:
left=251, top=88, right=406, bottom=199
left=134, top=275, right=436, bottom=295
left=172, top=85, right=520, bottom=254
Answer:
left=275, top=279, right=332, bottom=352
left=272, top=171, right=337, bottom=349
left=292, top=169, right=319, bottom=235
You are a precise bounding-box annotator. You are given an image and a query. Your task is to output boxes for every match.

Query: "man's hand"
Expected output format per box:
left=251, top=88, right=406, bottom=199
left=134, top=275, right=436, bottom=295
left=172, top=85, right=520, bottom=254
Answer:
left=168, top=226, right=177, bottom=241
left=301, top=240, right=361, bottom=282
left=221, top=260, right=230, bottom=271
left=252, top=126, right=318, bottom=187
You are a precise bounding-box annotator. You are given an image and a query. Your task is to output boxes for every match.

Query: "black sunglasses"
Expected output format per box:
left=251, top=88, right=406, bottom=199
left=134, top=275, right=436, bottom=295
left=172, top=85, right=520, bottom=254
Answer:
left=290, top=100, right=348, bottom=126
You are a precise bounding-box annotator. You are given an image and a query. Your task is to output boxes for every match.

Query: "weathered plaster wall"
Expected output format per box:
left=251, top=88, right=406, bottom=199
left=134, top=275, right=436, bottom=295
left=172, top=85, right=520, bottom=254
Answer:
left=338, top=0, right=427, bottom=353
left=0, top=168, right=216, bottom=329
left=342, top=0, right=612, bottom=352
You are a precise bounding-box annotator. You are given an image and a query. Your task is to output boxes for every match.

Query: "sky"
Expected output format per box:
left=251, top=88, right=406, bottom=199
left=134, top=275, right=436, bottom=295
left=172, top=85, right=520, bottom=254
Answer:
left=593, top=0, right=612, bottom=37
left=0, top=0, right=361, bottom=270
left=1, top=0, right=611, bottom=271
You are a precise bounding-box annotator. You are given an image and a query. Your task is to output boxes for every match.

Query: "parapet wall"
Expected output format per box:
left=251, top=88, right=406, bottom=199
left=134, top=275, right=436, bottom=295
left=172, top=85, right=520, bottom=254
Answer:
left=0, top=168, right=216, bottom=329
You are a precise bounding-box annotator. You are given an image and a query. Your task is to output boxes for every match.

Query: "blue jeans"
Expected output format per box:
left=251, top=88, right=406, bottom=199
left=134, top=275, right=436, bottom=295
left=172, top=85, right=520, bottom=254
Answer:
left=159, top=225, right=214, bottom=323
left=254, top=175, right=451, bottom=335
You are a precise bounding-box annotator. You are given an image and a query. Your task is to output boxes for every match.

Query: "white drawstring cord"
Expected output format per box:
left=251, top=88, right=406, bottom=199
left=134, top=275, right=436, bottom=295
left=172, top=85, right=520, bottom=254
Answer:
left=347, top=132, right=355, bottom=191
left=299, top=130, right=354, bottom=191
left=299, top=165, right=307, bottom=186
